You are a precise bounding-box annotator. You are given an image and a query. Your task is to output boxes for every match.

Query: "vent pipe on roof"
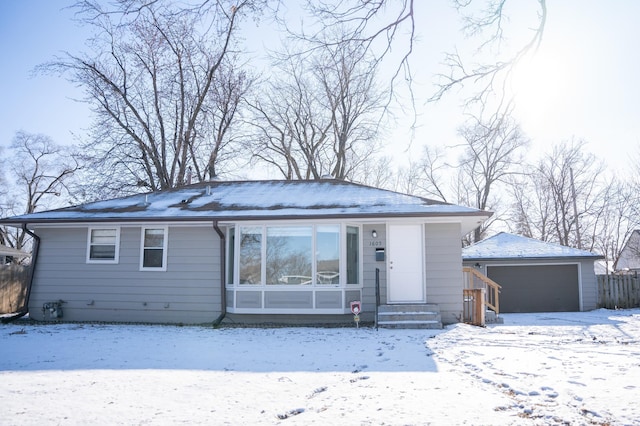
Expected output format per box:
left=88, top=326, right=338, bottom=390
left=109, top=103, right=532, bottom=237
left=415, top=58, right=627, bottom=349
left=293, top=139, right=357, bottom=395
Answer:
left=186, top=166, right=192, bottom=185
left=206, top=185, right=212, bottom=196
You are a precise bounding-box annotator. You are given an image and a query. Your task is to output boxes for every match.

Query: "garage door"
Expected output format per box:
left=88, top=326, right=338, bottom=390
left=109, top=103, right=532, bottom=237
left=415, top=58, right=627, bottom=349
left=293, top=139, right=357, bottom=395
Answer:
left=487, top=265, right=580, bottom=313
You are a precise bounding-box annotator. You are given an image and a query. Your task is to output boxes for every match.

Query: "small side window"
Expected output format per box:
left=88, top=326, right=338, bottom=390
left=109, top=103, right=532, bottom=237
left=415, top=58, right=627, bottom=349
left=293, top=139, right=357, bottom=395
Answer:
left=87, top=228, right=120, bottom=263
left=140, top=227, right=168, bottom=271
left=346, top=226, right=360, bottom=284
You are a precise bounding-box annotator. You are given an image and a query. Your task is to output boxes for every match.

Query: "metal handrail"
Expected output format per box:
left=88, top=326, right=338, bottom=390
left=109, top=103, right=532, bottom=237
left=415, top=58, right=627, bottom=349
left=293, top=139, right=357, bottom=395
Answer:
left=375, top=268, right=380, bottom=330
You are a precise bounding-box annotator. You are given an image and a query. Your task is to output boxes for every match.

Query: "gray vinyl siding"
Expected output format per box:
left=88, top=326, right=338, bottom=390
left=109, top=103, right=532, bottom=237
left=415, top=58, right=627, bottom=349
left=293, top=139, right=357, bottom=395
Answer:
left=236, top=291, right=262, bottom=309
left=265, top=291, right=313, bottom=309
left=580, top=260, right=598, bottom=310
left=29, top=225, right=221, bottom=324
left=315, top=291, right=342, bottom=309
left=425, top=223, right=463, bottom=324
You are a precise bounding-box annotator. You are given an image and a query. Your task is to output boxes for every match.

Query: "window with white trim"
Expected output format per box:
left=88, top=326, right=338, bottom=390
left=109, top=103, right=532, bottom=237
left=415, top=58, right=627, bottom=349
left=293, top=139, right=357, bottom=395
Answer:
left=87, top=227, right=120, bottom=263
left=316, top=225, right=340, bottom=284
left=140, top=227, right=168, bottom=270
left=229, top=224, right=360, bottom=286
left=266, top=226, right=313, bottom=285
left=239, top=226, right=261, bottom=284
left=346, top=225, right=359, bottom=284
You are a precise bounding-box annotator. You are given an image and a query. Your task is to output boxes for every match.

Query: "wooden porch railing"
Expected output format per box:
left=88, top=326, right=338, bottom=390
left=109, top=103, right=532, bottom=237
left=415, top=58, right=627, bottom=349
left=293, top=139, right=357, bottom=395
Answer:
left=463, top=288, right=485, bottom=326
left=462, top=267, right=501, bottom=315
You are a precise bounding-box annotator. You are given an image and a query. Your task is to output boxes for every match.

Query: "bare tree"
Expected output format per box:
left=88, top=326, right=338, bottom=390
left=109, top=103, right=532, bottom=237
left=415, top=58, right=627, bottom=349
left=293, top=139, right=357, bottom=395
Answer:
left=416, top=111, right=528, bottom=242
left=509, top=140, right=610, bottom=250
left=248, top=65, right=331, bottom=179
left=247, top=40, right=385, bottom=180
left=294, top=1, right=547, bottom=111
left=43, top=0, right=260, bottom=195
left=0, top=132, right=80, bottom=254
left=415, top=145, right=453, bottom=203
left=433, top=0, right=547, bottom=108
left=589, top=180, right=638, bottom=268
left=509, top=168, right=552, bottom=240
left=389, top=161, right=422, bottom=196
left=351, top=155, right=396, bottom=189
left=0, top=146, right=9, bottom=247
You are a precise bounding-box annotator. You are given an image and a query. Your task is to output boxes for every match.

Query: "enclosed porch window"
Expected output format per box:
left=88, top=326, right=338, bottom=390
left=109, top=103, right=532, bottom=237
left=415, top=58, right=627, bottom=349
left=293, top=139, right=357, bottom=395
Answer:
left=228, top=224, right=360, bottom=287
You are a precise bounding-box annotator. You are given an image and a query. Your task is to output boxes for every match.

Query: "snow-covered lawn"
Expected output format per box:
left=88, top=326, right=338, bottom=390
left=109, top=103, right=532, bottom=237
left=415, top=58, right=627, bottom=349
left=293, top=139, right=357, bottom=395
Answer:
left=1, top=309, right=639, bottom=425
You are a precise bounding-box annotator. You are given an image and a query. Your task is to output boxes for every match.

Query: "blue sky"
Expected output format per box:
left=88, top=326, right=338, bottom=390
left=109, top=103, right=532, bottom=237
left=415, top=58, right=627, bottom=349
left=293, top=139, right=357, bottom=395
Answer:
left=0, top=1, right=91, bottom=147
left=1, top=1, right=639, bottom=175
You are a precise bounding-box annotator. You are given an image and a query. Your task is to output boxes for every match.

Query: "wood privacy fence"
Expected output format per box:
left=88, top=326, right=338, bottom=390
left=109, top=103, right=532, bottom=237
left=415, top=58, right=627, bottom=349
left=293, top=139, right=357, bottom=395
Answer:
left=0, top=265, right=29, bottom=314
left=597, top=275, right=640, bottom=309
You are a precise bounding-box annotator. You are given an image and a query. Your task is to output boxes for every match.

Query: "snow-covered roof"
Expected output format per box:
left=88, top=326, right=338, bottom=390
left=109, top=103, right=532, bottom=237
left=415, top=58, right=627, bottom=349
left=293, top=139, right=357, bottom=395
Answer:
left=0, top=180, right=491, bottom=227
left=462, top=232, right=603, bottom=261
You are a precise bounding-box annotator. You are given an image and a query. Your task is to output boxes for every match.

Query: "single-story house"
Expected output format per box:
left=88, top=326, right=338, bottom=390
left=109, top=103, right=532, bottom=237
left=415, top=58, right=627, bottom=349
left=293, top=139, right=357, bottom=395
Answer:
left=0, top=179, right=491, bottom=326
left=462, top=232, right=604, bottom=313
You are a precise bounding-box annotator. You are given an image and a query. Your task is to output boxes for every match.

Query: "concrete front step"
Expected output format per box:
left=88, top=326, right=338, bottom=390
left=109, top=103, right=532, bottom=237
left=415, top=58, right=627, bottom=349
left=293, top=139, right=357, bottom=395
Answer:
left=377, top=303, right=440, bottom=312
left=377, top=319, right=442, bottom=329
left=377, top=304, right=442, bottom=329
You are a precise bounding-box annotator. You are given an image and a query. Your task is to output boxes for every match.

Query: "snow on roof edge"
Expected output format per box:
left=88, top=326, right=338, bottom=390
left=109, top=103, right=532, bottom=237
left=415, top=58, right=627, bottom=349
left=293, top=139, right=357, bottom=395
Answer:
left=462, top=232, right=604, bottom=260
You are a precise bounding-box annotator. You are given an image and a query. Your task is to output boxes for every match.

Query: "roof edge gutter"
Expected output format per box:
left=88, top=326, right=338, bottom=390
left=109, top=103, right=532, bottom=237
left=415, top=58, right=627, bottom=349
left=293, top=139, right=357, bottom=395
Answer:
left=212, top=221, right=226, bottom=327
left=463, top=256, right=605, bottom=262
left=2, top=225, right=40, bottom=323
left=0, top=210, right=493, bottom=226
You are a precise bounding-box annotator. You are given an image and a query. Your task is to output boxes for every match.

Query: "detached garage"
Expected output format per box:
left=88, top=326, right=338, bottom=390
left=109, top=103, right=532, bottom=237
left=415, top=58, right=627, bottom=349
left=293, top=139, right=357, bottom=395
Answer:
left=463, top=233, right=604, bottom=313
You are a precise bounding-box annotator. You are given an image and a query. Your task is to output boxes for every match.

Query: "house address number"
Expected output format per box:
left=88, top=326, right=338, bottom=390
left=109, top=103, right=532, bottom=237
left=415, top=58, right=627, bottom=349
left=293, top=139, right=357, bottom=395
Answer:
left=369, top=240, right=383, bottom=247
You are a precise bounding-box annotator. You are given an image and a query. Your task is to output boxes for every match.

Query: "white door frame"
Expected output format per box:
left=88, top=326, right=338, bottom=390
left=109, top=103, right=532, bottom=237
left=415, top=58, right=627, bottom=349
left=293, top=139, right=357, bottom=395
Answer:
left=387, top=223, right=426, bottom=303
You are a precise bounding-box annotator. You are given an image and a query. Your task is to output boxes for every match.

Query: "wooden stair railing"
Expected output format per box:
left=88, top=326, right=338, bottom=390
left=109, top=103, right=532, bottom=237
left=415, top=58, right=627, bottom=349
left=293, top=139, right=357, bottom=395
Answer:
left=462, top=267, right=501, bottom=315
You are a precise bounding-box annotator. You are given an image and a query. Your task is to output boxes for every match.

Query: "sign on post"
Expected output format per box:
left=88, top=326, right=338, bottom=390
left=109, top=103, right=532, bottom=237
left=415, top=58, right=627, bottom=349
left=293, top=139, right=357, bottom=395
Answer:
left=350, top=301, right=362, bottom=328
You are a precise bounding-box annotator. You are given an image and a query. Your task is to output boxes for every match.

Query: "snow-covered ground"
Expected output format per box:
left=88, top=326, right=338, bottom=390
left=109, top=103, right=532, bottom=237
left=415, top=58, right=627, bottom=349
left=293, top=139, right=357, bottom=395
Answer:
left=1, top=309, right=639, bottom=425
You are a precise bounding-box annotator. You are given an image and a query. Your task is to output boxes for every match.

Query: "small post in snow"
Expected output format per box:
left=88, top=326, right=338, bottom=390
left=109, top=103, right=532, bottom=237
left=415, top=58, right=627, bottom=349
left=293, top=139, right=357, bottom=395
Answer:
left=350, top=301, right=362, bottom=328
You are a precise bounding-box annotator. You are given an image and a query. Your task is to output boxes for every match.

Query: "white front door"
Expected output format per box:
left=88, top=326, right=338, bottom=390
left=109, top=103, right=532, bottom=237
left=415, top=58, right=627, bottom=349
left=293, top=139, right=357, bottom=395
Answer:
left=388, top=224, right=425, bottom=303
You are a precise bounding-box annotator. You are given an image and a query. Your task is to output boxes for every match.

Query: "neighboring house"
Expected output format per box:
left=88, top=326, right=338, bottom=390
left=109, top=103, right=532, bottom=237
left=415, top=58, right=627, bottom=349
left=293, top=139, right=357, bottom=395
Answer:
left=614, top=230, right=640, bottom=273
left=594, top=260, right=614, bottom=276
left=462, top=232, right=603, bottom=313
left=0, top=244, right=30, bottom=265
left=0, top=179, right=491, bottom=326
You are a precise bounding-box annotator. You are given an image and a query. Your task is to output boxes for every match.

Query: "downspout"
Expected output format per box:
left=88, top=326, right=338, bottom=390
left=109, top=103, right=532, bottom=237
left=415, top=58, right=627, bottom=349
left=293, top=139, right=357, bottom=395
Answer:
left=212, top=221, right=226, bottom=326
left=2, top=224, right=40, bottom=323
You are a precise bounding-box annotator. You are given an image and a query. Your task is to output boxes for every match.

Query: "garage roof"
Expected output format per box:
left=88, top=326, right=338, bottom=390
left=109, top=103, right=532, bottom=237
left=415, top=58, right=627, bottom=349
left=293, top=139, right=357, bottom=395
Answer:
left=463, top=232, right=604, bottom=261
